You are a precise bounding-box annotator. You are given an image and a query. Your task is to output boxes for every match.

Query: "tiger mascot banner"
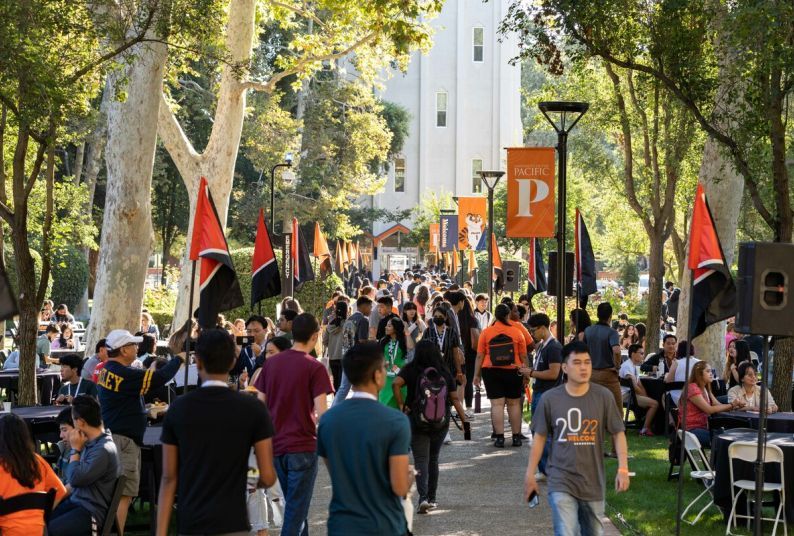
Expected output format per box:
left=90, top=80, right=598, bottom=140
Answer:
left=457, top=197, right=487, bottom=250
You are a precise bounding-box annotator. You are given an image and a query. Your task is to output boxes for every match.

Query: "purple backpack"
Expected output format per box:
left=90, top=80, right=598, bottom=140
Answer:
left=410, top=367, right=449, bottom=432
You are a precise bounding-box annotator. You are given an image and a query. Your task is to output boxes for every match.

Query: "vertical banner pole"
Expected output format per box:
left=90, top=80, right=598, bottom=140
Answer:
left=184, top=260, right=197, bottom=395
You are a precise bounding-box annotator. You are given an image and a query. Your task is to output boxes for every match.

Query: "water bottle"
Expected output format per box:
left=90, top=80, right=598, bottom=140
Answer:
left=474, top=388, right=481, bottom=414
left=463, top=421, right=471, bottom=440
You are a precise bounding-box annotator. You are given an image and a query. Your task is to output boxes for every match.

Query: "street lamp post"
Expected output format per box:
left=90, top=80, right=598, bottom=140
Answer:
left=538, top=101, right=588, bottom=336
left=269, top=153, right=294, bottom=233
left=479, top=170, right=505, bottom=312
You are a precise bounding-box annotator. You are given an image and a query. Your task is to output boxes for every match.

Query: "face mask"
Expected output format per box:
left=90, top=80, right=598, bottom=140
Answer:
left=433, top=317, right=445, bottom=326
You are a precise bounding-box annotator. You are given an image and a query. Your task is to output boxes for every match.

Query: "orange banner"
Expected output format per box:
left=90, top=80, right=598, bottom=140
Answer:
left=429, top=223, right=440, bottom=254
left=457, top=197, right=487, bottom=250
left=506, top=147, right=556, bottom=237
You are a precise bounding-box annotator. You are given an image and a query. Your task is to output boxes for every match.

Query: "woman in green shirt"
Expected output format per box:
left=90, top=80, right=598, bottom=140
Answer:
left=378, top=318, right=413, bottom=408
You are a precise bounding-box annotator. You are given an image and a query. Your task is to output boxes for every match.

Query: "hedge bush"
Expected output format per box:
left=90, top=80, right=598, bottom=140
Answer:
left=4, top=248, right=53, bottom=302
left=50, top=247, right=89, bottom=311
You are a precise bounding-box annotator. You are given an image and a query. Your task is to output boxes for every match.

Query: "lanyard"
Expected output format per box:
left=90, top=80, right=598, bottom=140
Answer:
left=435, top=325, right=446, bottom=351
left=387, top=340, right=400, bottom=366
left=69, top=379, right=82, bottom=397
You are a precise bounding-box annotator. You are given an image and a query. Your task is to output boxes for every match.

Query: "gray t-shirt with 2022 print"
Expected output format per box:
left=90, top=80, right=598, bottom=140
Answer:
left=531, top=383, right=625, bottom=501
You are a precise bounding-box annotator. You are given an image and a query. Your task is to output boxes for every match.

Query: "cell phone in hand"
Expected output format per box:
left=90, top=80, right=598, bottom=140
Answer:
left=527, top=490, right=539, bottom=508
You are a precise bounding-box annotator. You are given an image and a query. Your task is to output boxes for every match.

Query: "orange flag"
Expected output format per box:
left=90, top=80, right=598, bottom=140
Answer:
left=491, top=233, right=503, bottom=293
left=313, top=223, right=332, bottom=277
left=452, top=248, right=459, bottom=276
left=468, top=249, right=477, bottom=277
left=347, top=241, right=356, bottom=266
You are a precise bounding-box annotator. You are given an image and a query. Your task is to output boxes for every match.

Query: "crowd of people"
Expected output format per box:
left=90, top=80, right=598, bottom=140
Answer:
left=0, top=266, right=775, bottom=536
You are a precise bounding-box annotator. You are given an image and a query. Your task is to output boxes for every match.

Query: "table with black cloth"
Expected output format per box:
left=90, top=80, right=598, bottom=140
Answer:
left=712, top=429, right=794, bottom=523
left=10, top=405, right=64, bottom=446
left=0, top=369, right=62, bottom=405
left=720, top=411, right=794, bottom=434
left=140, top=425, right=164, bottom=513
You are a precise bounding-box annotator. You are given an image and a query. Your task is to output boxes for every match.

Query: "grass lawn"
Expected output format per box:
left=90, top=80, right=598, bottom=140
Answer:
left=603, top=432, right=752, bottom=536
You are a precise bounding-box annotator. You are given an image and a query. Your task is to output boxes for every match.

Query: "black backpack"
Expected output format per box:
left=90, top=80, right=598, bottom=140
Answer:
left=488, top=334, right=516, bottom=367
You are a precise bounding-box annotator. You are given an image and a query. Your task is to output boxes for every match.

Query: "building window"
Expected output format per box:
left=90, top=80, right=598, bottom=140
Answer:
left=472, top=158, right=483, bottom=193
left=436, top=91, right=448, bottom=127
left=473, top=27, right=484, bottom=62
left=394, top=157, right=405, bottom=192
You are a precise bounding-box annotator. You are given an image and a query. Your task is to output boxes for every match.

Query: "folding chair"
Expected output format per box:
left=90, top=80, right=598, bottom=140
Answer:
left=727, top=441, right=787, bottom=536
left=101, top=474, right=127, bottom=536
left=620, top=377, right=642, bottom=429
left=678, top=430, right=718, bottom=524
left=0, top=488, right=56, bottom=521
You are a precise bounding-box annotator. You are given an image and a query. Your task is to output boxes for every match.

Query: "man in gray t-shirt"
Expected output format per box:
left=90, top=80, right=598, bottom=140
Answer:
left=525, top=341, right=629, bottom=536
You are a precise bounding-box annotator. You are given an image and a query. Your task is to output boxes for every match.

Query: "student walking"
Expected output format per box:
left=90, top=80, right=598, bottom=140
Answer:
left=318, top=342, right=412, bottom=535
left=524, top=341, right=630, bottom=536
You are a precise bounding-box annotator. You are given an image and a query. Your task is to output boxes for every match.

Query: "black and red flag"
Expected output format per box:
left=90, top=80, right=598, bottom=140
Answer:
left=575, top=209, right=597, bottom=300
left=527, top=238, right=547, bottom=300
left=291, top=218, right=315, bottom=290
left=252, top=208, right=281, bottom=306
left=189, top=177, right=244, bottom=328
left=687, top=183, right=736, bottom=338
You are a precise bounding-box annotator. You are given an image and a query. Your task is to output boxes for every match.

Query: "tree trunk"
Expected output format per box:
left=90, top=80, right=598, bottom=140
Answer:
left=677, top=136, right=743, bottom=371
left=75, top=81, right=111, bottom=319
left=645, top=232, right=665, bottom=352
left=160, top=0, right=256, bottom=329
left=85, top=40, right=167, bottom=353
left=12, top=230, right=41, bottom=406
left=771, top=337, right=793, bottom=412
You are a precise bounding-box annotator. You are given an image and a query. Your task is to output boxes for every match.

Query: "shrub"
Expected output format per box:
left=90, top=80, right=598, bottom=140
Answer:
left=50, top=247, right=89, bottom=311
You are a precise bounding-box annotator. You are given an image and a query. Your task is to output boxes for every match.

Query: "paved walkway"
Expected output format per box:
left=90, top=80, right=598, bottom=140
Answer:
left=275, top=399, right=622, bottom=536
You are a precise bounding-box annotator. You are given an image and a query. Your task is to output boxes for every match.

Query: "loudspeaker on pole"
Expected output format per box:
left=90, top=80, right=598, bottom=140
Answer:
left=735, top=242, right=794, bottom=337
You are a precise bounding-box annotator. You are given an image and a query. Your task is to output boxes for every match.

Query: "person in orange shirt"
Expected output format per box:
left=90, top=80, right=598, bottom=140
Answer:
left=0, top=414, right=67, bottom=536
left=473, top=304, right=529, bottom=448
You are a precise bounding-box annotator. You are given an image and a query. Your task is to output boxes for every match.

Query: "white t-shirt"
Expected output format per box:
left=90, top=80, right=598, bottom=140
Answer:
left=669, top=357, right=701, bottom=405
left=618, top=360, right=640, bottom=399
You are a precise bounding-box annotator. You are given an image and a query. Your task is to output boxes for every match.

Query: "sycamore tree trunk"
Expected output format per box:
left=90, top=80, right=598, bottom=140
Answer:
left=677, top=136, right=743, bottom=372
left=158, top=0, right=256, bottom=330
left=85, top=41, right=168, bottom=353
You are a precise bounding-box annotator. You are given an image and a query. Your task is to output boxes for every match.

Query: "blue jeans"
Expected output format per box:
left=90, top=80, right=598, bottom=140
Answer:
left=689, top=427, right=712, bottom=449
left=48, top=497, right=96, bottom=536
left=411, top=425, right=448, bottom=502
left=531, top=390, right=551, bottom=475
left=332, top=371, right=351, bottom=407
left=275, top=452, right=319, bottom=536
left=548, top=491, right=604, bottom=536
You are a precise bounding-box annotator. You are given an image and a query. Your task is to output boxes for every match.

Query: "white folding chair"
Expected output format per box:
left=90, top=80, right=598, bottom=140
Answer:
left=678, top=430, right=718, bottom=524
left=727, top=440, right=787, bottom=536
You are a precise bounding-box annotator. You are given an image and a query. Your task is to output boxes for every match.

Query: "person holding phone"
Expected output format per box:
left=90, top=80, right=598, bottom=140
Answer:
left=524, top=341, right=629, bottom=536
left=232, top=315, right=270, bottom=384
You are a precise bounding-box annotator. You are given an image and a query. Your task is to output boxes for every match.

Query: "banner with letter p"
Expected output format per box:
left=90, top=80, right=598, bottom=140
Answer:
left=506, top=147, right=555, bottom=237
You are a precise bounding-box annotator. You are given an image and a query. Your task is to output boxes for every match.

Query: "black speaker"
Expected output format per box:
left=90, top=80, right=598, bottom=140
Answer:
left=736, top=242, right=794, bottom=337
left=547, top=252, right=574, bottom=297
left=503, top=261, right=521, bottom=292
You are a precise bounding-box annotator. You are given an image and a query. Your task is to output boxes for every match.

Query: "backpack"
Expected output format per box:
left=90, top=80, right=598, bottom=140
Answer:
left=409, top=367, right=449, bottom=433
left=488, top=333, right=516, bottom=367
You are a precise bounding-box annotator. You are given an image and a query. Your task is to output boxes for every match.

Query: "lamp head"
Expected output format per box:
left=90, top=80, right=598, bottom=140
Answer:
left=284, top=152, right=294, bottom=166
left=538, top=101, right=589, bottom=134
left=478, top=170, right=505, bottom=190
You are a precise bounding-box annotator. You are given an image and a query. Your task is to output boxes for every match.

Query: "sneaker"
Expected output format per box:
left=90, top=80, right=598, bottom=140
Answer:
left=494, top=436, right=505, bottom=448
left=519, top=433, right=529, bottom=440
left=464, top=410, right=474, bottom=419
left=639, top=429, right=655, bottom=437
left=443, top=432, right=452, bottom=445
left=534, top=472, right=547, bottom=482
left=418, top=499, right=432, bottom=514
left=512, top=435, right=523, bottom=447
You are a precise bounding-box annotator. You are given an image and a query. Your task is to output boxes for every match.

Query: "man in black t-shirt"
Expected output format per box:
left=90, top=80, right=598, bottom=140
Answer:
left=157, top=329, right=277, bottom=536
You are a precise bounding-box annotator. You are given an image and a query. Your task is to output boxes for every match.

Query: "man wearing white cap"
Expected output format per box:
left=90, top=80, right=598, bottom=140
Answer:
left=96, top=329, right=185, bottom=533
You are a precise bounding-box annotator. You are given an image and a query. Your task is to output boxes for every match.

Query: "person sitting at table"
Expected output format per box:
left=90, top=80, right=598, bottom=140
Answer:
left=134, top=333, right=157, bottom=364
left=48, top=395, right=121, bottom=536
left=55, top=354, right=98, bottom=405
left=664, top=340, right=700, bottom=405
left=725, top=339, right=756, bottom=388
left=55, top=407, right=75, bottom=481
left=52, top=304, right=75, bottom=325
left=640, top=333, right=677, bottom=374
left=82, top=339, right=108, bottom=382
left=727, top=362, right=778, bottom=413
left=51, top=324, right=78, bottom=351
left=40, top=300, right=55, bottom=322
left=37, top=324, right=60, bottom=367
left=619, top=344, right=659, bottom=436
left=140, top=312, right=160, bottom=340
left=683, top=361, right=744, bottom=449
left=0, top=413, right=67, bottom=536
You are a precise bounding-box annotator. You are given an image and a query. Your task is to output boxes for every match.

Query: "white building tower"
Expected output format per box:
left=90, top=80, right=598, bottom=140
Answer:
left=367, top=0, right=523, bottom=276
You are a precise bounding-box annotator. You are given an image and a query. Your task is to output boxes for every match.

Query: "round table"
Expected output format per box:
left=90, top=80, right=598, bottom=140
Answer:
left=712, top=429, right=794, bottom=523
left=720, top=411, right=794, bottom=434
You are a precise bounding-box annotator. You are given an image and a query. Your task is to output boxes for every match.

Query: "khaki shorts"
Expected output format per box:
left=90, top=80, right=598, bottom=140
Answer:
left=112, top=433, right=141, bottom=497
left=590, top=368, right=623, bottom=414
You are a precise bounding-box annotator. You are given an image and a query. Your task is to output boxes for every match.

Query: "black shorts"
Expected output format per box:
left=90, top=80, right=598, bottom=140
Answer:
left=482, top=367, right=524, bottom=400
